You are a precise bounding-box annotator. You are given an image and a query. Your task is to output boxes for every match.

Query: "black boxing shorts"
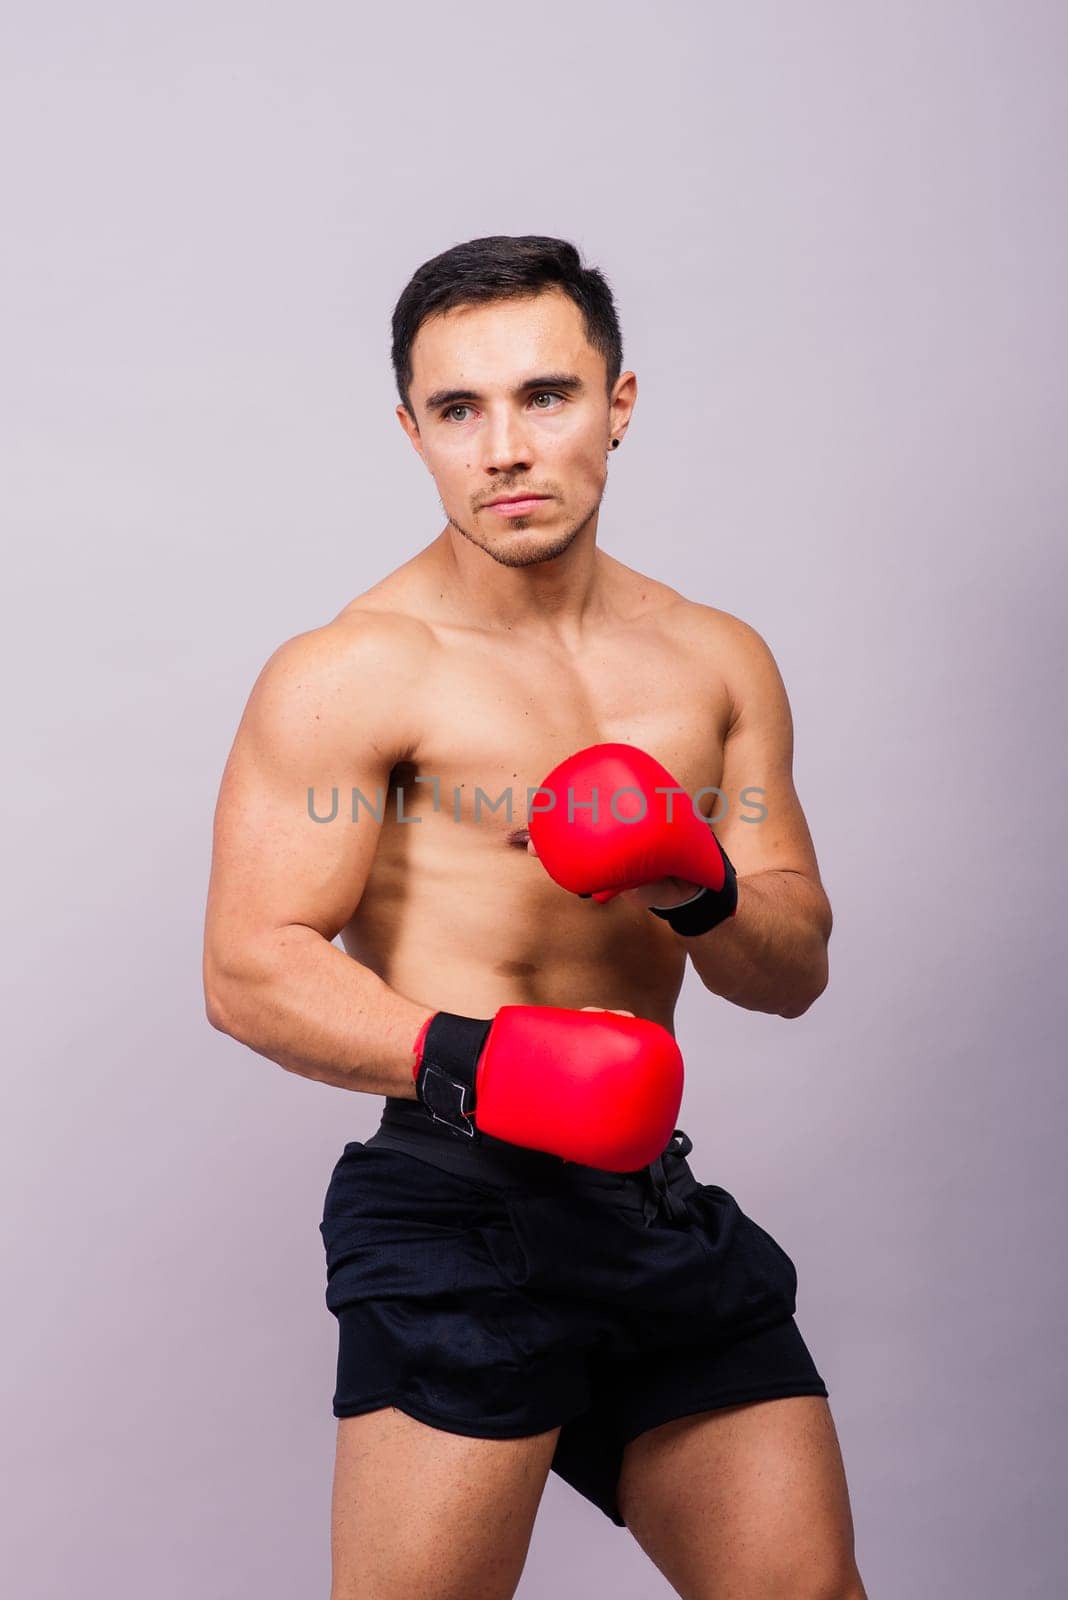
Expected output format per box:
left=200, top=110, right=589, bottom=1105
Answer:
left=319, top=1095, right=829, bottom=1528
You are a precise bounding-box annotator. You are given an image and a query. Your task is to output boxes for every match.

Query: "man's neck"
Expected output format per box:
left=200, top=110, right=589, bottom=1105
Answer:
left=425, top=523, right=615, bottom=637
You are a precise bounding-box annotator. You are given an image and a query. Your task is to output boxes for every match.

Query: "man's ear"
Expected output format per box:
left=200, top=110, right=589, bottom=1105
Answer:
left=395, top=403, right=423, bottom=457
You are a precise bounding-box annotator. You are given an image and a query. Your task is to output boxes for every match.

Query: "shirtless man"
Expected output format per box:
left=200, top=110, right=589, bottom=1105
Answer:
left=203, top=234, right=867, bottom=1600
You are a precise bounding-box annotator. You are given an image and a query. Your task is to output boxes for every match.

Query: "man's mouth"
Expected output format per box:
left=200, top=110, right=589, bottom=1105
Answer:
left=485, top=495, right=550, bottom=515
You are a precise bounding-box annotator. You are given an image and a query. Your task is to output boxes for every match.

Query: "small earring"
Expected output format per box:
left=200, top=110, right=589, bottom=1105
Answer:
left=609, top=438, right=619, bottom=452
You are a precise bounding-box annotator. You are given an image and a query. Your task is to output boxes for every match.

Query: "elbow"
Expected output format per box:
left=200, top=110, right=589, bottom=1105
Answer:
left=203, top=933, right=276, bottom=1043
left=203, top=953, right=253, bottom=1042
left=203, top=934, right=294, bottom=1047
left=778, top=953, right=829, bottom=1020
left=204, top=975, right=237, bottom=1037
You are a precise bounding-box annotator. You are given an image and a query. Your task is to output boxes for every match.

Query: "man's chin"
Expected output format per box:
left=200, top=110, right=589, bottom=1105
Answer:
left=489, top=533, right=579, bottom=569
left=449, top=517, right=580, bottom=569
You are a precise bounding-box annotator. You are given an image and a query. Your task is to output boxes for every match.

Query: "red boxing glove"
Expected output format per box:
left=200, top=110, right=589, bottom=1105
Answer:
left=528, top=742, right=738, bottom=934
left=411, top=1005, right=684, bottom=1172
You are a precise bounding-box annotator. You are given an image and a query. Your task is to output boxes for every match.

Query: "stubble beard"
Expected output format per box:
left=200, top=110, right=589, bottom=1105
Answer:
left=445, top=492, right=603, bottom=570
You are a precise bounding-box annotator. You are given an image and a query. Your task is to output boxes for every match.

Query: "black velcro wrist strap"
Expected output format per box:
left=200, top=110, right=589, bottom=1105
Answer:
left=414, top=1012, right=493, bottom=1139
left=649, top=846, right=739, bottom=936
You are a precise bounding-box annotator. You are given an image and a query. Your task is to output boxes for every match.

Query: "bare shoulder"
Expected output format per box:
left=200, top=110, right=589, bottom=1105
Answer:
left=256, top=605, right=435, bottom=703
left=240, top=604, right=436, bottom=768
left=666, top=595, right=777, bottom=659
left=655, top=592, right=789, bottom=729
left=603, top=556, right=751, bottom=650
left=596, top=552, right=680, bottom=615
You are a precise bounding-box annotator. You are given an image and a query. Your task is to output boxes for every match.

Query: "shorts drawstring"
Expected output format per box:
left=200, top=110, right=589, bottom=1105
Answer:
left=642, top=1128, right=695, bottom=1226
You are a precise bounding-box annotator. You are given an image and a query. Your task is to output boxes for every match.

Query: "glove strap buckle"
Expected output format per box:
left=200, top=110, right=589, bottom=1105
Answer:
left=418, top=1064, right=478, bottom=1137
left=414, top=1013, right=493, bottom=1141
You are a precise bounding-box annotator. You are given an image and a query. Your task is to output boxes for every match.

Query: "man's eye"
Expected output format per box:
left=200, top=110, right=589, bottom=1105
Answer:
left=441, top=392, right=563, bottom=422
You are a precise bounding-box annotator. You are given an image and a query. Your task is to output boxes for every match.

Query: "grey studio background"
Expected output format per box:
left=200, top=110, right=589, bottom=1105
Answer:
left=4, top=3, right=1066, bottom=1597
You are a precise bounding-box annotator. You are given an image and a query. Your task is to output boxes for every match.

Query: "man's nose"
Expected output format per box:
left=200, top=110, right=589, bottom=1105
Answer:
left=482, top=411, right=532, bottom=472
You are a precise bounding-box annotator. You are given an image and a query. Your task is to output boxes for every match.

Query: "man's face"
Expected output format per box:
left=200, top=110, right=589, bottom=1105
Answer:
left=398, top=288, right=634, bottom=569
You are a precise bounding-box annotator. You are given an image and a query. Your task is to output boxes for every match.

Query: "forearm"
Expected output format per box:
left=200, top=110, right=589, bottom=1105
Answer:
left=680, top=869, right=831, bottom=1018
left=204, top=925, right=428, bottom=1096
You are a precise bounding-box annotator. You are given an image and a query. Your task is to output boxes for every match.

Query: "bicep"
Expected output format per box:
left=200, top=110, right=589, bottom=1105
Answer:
left=204, top=623, right=414, bottom=982
left=713, top=621, right=824, bottom=892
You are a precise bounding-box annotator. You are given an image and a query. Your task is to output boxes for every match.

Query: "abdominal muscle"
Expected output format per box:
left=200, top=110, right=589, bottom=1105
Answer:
left=338, top=806, right=687, bottom=1032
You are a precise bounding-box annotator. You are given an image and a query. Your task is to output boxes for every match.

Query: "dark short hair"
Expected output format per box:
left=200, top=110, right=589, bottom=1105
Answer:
left=391, top=234, right=623, bottom=420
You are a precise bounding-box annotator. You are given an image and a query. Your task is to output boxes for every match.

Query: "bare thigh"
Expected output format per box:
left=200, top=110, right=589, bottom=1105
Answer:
left=329, top=1406, right=562, bottom=1600
left=617, top=1395, right=866, bottom=1600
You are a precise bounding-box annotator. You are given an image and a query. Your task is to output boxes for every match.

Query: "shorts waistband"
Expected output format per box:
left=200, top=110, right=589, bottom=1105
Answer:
left=372, top=1097, right=698, bottom=1223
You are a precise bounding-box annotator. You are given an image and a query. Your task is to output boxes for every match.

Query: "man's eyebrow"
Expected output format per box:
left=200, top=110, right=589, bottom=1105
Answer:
left=422, top=372, right=586, bottom=413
